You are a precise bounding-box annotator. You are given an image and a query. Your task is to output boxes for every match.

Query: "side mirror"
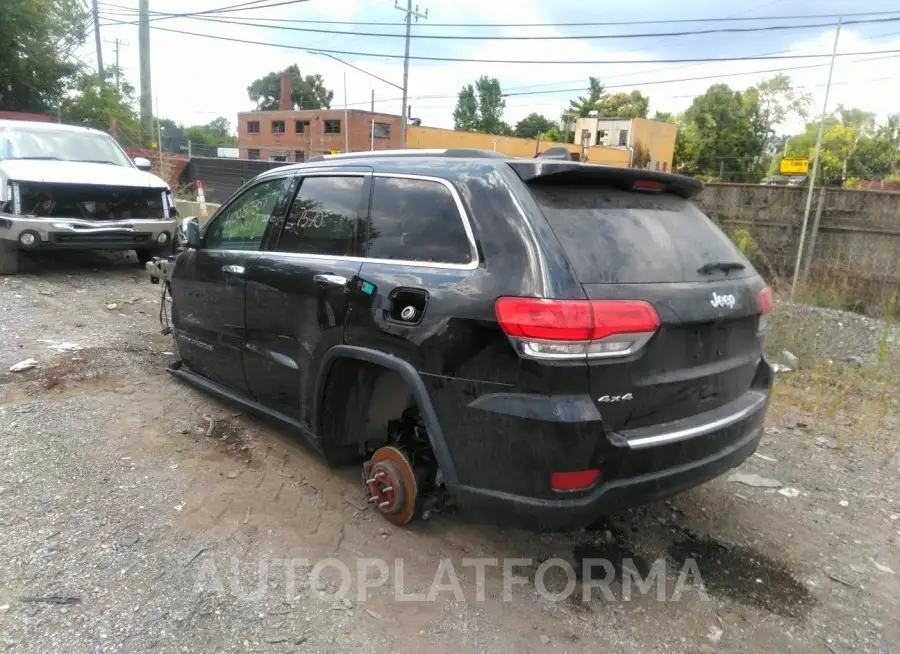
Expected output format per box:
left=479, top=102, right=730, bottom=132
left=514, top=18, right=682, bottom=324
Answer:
left=134, top=156, right=152, bottom=172
left=176, top=216, right=201, bottom=249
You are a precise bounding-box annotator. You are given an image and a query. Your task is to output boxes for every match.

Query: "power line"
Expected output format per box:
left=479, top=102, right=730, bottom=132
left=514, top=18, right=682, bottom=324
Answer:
left=308, top=50, right=402, bottom=91
left=266, top=53, right=900, bottom=112
left=501, top=54, right=900, bottom=97
left=108, top=23, right=900, bottom=65
left=97, top=0, right=313, bottom=25
left=109, top=12, right=900, bottom=41
left=485, top=25, right=900, bottom=96
left=412, top=73, right=900, bottom=113
left=96, top=4, right=900, bottom=27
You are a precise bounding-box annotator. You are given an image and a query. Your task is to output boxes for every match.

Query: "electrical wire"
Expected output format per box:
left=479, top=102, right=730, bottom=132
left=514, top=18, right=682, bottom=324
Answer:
left=97, top=0, right=314, bottom=25
left=213, top=52, right=900, bottom=114
left=98, top=10, right=900, bottom=40
left=104, top=22, right=900, bottom=65
left=96, top=3, right=900, bottom=28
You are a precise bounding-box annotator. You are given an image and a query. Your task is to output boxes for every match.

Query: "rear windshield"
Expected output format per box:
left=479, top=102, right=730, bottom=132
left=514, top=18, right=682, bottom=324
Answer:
left=529, top=185, right=752, bottom=284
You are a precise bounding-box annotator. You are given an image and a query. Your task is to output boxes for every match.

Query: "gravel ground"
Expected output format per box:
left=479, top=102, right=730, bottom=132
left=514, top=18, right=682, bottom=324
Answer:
left=1, top=252, right=898, bottom=653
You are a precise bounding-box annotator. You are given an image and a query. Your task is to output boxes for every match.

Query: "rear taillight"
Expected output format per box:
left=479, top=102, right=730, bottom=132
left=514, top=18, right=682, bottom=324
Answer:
left=494, top=297, right=660, bottom=361
left=758, top=286, right=774, bottom=332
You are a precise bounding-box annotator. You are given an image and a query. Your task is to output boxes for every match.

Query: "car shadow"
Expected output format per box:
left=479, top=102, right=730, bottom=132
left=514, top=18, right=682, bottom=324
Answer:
left=419, top=486, right=814, bottom=620
left=18, top=249, right=144, bottom=275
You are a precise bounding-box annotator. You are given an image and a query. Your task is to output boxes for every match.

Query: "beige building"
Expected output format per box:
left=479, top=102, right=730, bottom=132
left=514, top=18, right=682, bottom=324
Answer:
left=574, top=116, right=677, bottom=172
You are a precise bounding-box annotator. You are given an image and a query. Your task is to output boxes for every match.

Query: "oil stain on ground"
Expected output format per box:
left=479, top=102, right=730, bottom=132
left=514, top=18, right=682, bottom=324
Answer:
left=572, top=515, right=815, bottom=619
left=573, top=517, right=652, bottom=580
left=668, top=532, right=815, bottom=619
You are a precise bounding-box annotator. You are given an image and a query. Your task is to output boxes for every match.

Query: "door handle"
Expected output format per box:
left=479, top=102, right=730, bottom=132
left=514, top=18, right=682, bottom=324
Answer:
left=313, top=274, right=348, bottom=287
left=222, top=264, right=245, bottom=276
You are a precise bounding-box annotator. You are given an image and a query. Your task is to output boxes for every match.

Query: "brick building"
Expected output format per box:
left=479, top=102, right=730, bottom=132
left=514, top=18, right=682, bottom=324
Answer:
left=237, top=108, right=403, bottom=162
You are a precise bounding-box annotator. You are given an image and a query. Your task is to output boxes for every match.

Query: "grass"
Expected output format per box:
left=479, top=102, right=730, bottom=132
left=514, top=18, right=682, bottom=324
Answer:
left=877, top=291, right=897, bottom=364
left=764, top=307, right=899, bottom=460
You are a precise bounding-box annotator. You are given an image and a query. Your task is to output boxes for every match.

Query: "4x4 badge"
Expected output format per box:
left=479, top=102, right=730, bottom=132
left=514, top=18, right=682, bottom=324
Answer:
left=598, top=393, right=633, bottom=403
left=710, top=292, right=736, bottom=309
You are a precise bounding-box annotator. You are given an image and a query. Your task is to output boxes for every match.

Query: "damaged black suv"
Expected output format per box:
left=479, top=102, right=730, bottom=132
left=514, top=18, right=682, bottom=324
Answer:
left=156, top=149, right=774, bottom=531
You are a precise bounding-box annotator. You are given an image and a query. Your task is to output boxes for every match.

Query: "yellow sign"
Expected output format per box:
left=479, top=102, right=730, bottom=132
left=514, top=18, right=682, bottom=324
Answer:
left=150, top=140, right=158, bottom=148
left=329, top=148, right=342, bottom=154
left=780, top=157, right=809, bottom=175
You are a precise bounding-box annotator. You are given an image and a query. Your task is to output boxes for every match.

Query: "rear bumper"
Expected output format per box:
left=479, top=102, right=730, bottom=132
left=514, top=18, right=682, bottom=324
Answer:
left=0, top=215, right=175, bottom=251
left=436, top=362, right=772, bottom=532
left=448, top=414, right=764, bottom=532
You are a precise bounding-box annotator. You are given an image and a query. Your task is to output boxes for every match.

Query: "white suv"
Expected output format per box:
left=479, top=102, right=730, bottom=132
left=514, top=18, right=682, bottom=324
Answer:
left=0, top=119, right=176, bottom=274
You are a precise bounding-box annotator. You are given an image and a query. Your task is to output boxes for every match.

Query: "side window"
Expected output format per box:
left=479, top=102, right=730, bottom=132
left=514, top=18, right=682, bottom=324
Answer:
left=366, top=177, right=472, bottom=265
left=205, top=177, right=288, bottom=251
left=276, top=176, right=367, bottom=257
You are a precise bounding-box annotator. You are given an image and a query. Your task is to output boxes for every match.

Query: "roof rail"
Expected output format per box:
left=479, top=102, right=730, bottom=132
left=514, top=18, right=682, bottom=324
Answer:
left=307, top=148, right=511, bottom=163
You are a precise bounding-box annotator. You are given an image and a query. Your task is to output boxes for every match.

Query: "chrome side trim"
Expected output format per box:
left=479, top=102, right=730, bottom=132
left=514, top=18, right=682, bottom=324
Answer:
left=507, top=189, right=550, bottom=296
left=512, top=331, right=655, bottom=362
left=372, top=172, right=479, bottom=270
left=624, top=391, right=768, bottom=450
left=212, top=171, right=480, bottom=271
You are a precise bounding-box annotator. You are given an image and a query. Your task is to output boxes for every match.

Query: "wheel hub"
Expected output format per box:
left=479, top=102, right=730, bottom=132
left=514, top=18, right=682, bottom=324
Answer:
left=364, top=446, right=418, bottom=524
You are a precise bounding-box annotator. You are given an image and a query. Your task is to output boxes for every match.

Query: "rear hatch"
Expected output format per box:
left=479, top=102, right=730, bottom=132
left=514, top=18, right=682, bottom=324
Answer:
left=523, top=173, right=766, bottom=433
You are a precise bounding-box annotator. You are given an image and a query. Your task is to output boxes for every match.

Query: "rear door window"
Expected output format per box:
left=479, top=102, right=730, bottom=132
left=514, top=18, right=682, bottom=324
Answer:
left=276, top=175, right=368, bottom=257
left=528, top=185, right=751, bottom=283
left=366, top=176, right=473, bottom=265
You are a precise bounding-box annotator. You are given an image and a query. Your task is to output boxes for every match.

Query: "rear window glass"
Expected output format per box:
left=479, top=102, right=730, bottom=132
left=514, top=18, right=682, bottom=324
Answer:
left=529, top=185, right=751, bottom=284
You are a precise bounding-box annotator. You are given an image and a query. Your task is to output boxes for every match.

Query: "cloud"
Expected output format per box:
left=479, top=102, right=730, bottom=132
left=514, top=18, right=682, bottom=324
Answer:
left=91, top=0, right=900, bottom=135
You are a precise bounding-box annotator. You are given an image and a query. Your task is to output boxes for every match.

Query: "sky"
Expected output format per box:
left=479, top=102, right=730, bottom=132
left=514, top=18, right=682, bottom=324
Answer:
left=88, top=0, right=900, bottom=136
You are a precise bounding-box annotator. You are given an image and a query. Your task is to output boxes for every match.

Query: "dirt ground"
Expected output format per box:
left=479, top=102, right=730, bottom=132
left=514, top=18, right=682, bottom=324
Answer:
left=1, top=252, right=898, bottom=653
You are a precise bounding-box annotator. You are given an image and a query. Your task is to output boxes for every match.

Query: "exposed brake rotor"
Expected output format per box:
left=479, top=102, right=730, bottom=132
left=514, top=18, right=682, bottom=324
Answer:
left=364, top=446, right=418, bottom=525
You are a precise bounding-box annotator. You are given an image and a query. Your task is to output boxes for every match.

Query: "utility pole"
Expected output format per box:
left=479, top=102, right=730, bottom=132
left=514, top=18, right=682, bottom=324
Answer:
left=394, top=0, right=427, bottom=149
left=104, top=38, right=128, bottom=89
left=343, top=71, right=349, bottom=153
left=791, top=17, right=842, bottom=301
left=138, top=0, right=154, bottom=147
left=92, top=0, right=103, bottom=75
left=371, top=89, right=375, bottom=113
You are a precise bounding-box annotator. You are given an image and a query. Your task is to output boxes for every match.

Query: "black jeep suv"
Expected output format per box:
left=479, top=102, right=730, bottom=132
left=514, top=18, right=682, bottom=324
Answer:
left=161, top=149, right=774, bottom=532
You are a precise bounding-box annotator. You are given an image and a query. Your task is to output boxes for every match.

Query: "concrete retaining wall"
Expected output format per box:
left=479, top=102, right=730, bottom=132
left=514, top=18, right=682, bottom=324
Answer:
left=696, top=183, right=900, bottom=312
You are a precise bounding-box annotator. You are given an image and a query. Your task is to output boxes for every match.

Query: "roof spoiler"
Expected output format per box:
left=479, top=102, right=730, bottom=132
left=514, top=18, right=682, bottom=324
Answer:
left=507, top=161, right=704, bottom=199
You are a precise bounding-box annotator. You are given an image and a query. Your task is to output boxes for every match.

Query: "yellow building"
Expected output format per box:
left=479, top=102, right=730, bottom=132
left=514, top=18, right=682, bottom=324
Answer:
left=573, top=116, right=677, bottom=172
left=405, top=125, right=631, bottom=167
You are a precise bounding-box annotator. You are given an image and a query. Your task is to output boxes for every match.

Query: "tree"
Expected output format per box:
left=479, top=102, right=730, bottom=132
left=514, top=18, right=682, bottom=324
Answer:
left=61, top=69, right=140, bottom=143
left=778, top=118, right=855, bottom=183
left=514, top=113, right=555, bottom=139
left=568, top=77, right=606, bottom=118
left=0, top=0, right=88, bottom=113
left=184, top=117, right=238, bottom=148
left=835, top=105, right=876, bottom=179
left=876, top=113, right=900, bottom=146
left=848, top=135, right=899, bottom=180
left=157, top=117, right=180, bottom=132
left=595, top=90, right=650, bottom=118
left=677, top=84, right=765, bottom=181
left=247, top=64, right=333, bottom=110
left=452, top=85, right=479, bottom=132
left=452, top=76, right=508, bottom=135
left=744, top=75, right=811, bottom=169
left=474, top=76, right=506, bottom=134
left=652, top=111, right=675, bottom=123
